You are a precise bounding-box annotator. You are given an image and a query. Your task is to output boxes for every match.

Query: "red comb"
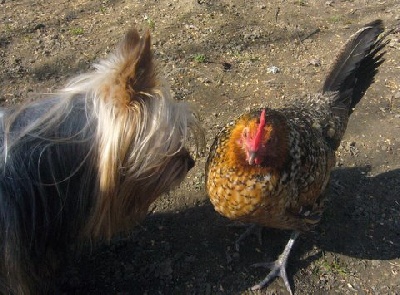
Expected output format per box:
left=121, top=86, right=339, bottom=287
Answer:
left=253, top=109, right=266, bottom=150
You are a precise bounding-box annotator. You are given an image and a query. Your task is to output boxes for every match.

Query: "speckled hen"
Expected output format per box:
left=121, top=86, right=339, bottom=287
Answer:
left=206, top=20, right=388, bottom=294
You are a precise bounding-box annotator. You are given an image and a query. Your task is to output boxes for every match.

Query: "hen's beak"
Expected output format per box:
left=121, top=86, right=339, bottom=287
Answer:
left=248, top=151, right=256, bottom=165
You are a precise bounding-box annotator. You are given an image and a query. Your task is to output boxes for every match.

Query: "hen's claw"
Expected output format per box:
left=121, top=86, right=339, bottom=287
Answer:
left=250, top=231, right=300, bottom=295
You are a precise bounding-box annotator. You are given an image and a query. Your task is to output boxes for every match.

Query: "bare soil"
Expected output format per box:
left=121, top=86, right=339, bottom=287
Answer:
left=1, top=0, right=400, bottom=294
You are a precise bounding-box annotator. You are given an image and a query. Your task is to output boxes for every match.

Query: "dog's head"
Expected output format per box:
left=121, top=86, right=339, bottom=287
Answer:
left=0, top=27, right=204, bottom=295
left=62, top=29, right=204, bottom=239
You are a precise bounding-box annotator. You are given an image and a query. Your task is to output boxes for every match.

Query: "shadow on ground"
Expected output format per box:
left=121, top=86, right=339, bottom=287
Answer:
left=59, top=167, right=400, bottom=294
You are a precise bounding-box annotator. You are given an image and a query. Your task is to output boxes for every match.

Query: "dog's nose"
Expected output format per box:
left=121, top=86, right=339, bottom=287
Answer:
left=187, top=155, right=195, bottom=170
left=181, top=148, right=195, bottom=171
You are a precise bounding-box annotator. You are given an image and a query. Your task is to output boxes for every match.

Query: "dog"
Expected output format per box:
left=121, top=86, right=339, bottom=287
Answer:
left=0, top=28, right=204, bottom=294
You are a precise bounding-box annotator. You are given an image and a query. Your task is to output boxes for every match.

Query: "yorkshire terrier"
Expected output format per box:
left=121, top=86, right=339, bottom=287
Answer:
left=0, top=28, right=203, bottom=294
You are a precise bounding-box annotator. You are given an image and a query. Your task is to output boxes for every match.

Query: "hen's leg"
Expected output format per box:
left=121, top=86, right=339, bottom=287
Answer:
left=251, top=231, right=300, bottom=295
left=234, top=224, right=263, bottom=251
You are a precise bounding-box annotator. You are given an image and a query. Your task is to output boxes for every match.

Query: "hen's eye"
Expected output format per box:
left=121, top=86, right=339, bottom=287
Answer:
left=242, top=127, right=249, bottom=138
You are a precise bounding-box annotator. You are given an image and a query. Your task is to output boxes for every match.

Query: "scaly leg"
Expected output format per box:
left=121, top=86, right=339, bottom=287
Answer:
left=250, top=231, right=300, bottom=295
left=234, top=224, right=263, bottom=251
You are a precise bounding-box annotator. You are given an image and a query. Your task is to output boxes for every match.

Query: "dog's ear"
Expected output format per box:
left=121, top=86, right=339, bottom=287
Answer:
left=116, top=29, right=156, bottom=103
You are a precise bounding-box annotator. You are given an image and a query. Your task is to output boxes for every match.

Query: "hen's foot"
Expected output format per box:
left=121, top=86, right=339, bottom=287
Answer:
left=250, top=231, right=300, bottom=295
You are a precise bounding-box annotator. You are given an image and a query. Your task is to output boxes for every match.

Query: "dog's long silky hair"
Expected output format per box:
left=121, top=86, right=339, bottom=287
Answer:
left=0, top=29, right=203, bottom=294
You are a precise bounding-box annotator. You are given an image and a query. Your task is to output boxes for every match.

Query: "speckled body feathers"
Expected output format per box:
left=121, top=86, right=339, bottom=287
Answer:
left=206, top=105, right=335, bottom=231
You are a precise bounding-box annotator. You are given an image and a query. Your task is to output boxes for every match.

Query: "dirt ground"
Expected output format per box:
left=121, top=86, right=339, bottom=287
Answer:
left=1, top=0, right=400, bottom=294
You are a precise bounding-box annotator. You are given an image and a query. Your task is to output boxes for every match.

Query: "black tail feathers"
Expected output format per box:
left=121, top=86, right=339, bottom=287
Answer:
left=323, top=19, right=388, bottom=114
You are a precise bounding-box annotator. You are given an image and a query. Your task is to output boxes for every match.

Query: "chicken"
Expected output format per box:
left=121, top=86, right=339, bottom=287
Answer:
left=205, top=20, right=388, bottom=294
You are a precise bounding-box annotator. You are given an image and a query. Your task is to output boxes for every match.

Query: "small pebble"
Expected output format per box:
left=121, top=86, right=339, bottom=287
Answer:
left=267, top=66, right=280, bottom=74
left=309, top=59, right=321, bottom=67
